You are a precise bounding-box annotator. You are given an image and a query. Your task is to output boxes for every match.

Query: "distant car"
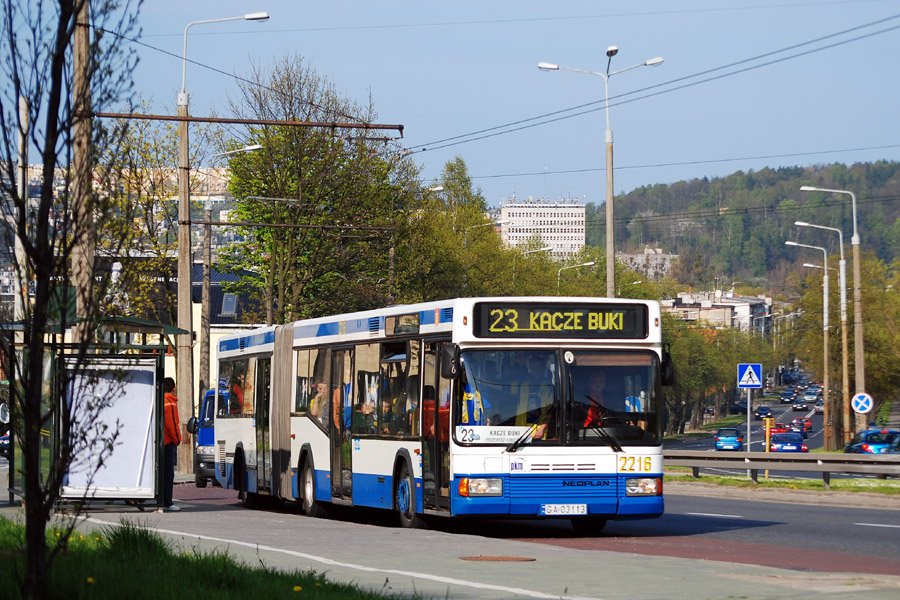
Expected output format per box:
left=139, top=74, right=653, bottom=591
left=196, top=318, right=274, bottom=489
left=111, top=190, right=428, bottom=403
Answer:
left=755, top=405, right=773, bottom=420
left=797, top=417, right=813, bottom=432
left=770, top=432, right=808, bottom=452
left=0, top=431, right=8, bottom=458
left=779, top=391, right=794, bottom=404
left=814, top=400, right=824, bottom=414
left=788, top=423, right=807, bottom=438
left=843, top=429, right=900, bottom=454
left=769, top=422, right=790, bottom=434
left=715, top=427, right=743, bottom=451
left=792, top=399, right=808, bottom=411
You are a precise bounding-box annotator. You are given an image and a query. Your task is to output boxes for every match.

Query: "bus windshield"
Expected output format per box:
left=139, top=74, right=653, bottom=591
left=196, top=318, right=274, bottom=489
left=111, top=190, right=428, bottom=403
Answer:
left=454, top=349, right=661, bottom=447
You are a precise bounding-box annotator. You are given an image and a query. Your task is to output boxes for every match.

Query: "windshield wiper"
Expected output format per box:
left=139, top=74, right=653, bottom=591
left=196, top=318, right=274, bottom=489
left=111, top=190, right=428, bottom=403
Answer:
left=506, top=403, right=557, bottom=453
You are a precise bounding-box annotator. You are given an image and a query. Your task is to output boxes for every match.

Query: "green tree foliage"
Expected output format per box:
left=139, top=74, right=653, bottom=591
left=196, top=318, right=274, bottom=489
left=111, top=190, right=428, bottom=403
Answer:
left=219, top=54, right=419, bottom=322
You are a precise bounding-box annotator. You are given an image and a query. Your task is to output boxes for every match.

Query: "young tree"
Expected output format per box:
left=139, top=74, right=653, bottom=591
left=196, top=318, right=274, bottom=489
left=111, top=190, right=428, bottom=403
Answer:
left=220, top=54, right=418, bottom=321
left=0, top=2, right=141, bottom=596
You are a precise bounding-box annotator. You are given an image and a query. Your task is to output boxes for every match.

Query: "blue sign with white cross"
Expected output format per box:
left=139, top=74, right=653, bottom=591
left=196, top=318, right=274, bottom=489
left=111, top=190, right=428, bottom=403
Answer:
left=737, top=363, right=763, bottom=389
left=851, top=392, right=873, bottom=414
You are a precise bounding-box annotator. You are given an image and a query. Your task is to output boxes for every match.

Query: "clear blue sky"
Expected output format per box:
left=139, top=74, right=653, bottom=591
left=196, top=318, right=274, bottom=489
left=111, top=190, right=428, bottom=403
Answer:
left=129, top=0, right=900, bottom=208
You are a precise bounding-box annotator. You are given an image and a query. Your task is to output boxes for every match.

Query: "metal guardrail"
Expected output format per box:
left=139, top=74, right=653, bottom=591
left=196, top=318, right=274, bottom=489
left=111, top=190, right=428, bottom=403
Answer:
left=664, top=450, right=900, bottom=488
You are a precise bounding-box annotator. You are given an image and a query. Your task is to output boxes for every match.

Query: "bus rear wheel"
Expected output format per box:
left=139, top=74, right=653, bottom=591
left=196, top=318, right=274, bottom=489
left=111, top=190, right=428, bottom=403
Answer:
left=395, top=463, right=426, bottom=529
left=301, top=460, right=328, bottom=519
left=570, top=516, right=607, bottom=535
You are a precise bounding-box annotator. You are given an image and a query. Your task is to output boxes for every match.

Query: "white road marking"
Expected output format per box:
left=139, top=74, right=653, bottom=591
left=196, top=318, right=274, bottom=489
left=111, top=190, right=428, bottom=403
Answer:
left=685, top=512, right=744, bottom=519
left=84, top=517, right=602, bottom=600
left=855, top=522, right=900, bottom=529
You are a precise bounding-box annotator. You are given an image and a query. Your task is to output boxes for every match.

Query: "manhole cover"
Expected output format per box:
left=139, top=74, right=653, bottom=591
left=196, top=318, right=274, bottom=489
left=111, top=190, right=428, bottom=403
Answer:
left=460, top=556, right=536, bottom=562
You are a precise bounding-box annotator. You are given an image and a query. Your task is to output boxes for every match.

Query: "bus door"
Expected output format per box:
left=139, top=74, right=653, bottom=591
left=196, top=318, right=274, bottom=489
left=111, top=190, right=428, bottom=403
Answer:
left=423, top=341, right=452, bottom=511
left=255, top=357, right=272, bottom=494
left=330, top=348, right=354, bottom=499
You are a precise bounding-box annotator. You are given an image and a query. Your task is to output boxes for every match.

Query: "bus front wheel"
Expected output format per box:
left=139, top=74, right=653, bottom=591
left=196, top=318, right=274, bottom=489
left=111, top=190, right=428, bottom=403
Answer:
left=301, top=460, right=328, bottom=519
left=395, top=463, right=426, bottom=529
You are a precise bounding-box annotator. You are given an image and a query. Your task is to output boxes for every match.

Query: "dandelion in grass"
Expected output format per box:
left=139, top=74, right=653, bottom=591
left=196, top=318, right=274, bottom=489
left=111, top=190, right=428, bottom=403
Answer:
left=86, top=577, right=94, bottom=585
left=293, top=586, right=302, bottom=592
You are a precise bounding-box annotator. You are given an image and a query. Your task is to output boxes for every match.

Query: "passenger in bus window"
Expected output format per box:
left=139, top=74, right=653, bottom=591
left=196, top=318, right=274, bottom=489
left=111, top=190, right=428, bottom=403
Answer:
left=380, top=398, right=397, bottom=434
left=309, top=382, right=329, bottom=424
left=230, top=371, right=245, bottom=414
left=352, top=402, right=374, bottom=434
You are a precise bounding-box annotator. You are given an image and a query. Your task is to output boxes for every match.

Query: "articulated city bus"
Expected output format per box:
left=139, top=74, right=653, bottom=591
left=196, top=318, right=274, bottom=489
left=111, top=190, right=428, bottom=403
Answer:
left=214, top=297, right=673, bottom=530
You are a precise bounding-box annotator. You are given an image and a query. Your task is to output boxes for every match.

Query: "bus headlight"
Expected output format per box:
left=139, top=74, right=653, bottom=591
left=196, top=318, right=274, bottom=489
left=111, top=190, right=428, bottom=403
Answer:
left=625, top=477, right=661, bottom=496
left=197, top=445, right=214, bottom=456
left=458, top=477, right=503, bottom=497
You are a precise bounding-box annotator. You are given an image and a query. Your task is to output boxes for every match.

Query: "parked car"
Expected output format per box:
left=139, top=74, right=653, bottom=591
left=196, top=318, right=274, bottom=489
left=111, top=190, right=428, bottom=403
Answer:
left=715, top=427, right=743, bottom=451
left=792, top=399, right=808, bottom=411
left=186, top=389, right=219, bottom=488
left=0, top=431, right=8, bottom=458
left=770, top=432, right=808, bottom=452
left=843, top=429, right=900, bottom=454
left=755, top=405, right=773, bottom=420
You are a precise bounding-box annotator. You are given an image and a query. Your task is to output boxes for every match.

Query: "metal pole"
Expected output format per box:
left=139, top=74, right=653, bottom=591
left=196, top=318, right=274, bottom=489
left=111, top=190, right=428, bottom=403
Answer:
left=850, top=201, right=866, bottom=432
left=199, top=204, right=211, bottom=417
left=838, top=258, right=850, bottom=443
left=822, top=266, right=832, bottom=451
left=604, top=117, right=615, bottom=298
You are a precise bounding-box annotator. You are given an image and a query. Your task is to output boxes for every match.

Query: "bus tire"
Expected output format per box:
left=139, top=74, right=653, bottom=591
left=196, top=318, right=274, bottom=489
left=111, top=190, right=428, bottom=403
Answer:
left=236, top=453, right=260, bottom=509
left=395, top=463, right=426, bottom=529
left=301, top=460, right=328, bottom=519
left=570, top=516, right=607, bottom=535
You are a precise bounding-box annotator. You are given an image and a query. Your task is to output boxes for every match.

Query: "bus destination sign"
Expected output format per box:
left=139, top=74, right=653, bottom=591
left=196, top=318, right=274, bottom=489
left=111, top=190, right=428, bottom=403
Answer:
left=473, top=302, right=648, bottom=339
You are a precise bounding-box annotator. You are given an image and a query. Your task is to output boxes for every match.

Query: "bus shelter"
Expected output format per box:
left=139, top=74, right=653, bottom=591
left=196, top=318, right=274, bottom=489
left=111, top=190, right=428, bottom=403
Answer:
left=1, top=317, right=186, bottom=511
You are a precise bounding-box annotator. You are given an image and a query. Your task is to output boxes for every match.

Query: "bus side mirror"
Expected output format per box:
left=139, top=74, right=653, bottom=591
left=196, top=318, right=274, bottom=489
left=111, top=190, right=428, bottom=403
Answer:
left=440, top=343, right=461, bottom=379
left=661, top=344, right=675, bottom=386
left=186, top=416, right=198, bottom=435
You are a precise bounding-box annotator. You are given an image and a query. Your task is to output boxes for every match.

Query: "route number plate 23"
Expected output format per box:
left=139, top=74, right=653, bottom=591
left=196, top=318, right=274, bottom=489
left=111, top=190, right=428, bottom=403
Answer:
left=618, top=456, right=654, bottom=473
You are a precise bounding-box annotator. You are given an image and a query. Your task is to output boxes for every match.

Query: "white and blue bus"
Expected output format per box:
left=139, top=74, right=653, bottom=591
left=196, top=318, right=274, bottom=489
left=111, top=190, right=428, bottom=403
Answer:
left=213, top=297, right=673, bottom=531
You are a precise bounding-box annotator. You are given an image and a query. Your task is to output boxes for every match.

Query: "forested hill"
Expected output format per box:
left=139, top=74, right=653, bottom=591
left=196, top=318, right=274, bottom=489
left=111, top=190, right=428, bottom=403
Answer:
left=585, top=161, right=900, bottom=289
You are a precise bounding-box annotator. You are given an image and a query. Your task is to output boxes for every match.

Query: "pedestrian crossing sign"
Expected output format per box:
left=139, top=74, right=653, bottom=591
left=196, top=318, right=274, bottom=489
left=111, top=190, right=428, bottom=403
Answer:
left=737, top=363, right=763, bottom=389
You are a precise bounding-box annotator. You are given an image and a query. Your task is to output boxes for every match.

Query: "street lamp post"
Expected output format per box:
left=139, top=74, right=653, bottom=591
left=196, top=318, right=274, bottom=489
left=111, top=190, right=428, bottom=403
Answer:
left=800, top=186, right=865, bottom=433
left=617, top=279, right=642, bottom=297
left=795, top=220, right=850, bottom=444
left=786, top=240, right=833, bottom=450
left=178, top=12, right=268, bottom=470
left=557, top=261, right=595, bottom=292
left=539, top=48, right=663, bottom=298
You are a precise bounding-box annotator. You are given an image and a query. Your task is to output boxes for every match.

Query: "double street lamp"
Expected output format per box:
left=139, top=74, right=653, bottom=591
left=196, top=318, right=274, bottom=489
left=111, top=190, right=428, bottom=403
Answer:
left=800, top=186, right=865, bottom=433
left=557, top=261, right=595, bottom=292
left=177, top=12, right=268, bottom=456
left=786, top=240, right=833, bottom=450
left=465, top=219, right=509, bottom=248
left=539, top=47, right=663, bottom=298
left=795, top=220, right=850, bottom=445
left=514, top=246, right=552, bottom=287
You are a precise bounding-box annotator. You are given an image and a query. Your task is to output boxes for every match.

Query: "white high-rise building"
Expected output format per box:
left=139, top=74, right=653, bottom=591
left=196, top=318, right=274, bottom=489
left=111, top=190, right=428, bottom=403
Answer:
left=499, top=195, right=586, bottom=260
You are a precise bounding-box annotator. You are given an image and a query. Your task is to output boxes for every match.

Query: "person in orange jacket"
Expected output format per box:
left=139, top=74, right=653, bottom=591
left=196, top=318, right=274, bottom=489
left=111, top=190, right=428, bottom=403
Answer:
left=163, top=377, right=182, bottom=511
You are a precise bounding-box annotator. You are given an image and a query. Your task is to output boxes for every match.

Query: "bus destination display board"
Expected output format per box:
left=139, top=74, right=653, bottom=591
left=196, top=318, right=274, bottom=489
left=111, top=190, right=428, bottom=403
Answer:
left=473, top=302, right=648, bottom=339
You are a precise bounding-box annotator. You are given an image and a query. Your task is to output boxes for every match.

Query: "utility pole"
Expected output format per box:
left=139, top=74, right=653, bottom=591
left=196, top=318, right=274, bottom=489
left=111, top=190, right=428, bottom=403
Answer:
left=72, top=0, right=94, bottom=343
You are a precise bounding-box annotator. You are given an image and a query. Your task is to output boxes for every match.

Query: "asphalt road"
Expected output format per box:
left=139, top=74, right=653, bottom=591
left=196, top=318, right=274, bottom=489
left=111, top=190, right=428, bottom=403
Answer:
left=5, top=475, right=899, bottom=600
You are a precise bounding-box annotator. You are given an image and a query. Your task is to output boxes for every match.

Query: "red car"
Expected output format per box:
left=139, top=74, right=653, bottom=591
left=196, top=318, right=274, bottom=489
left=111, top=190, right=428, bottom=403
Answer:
left=797, top=417, right=813, bottom=432
left=768, top=422, right=790, bottom=435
